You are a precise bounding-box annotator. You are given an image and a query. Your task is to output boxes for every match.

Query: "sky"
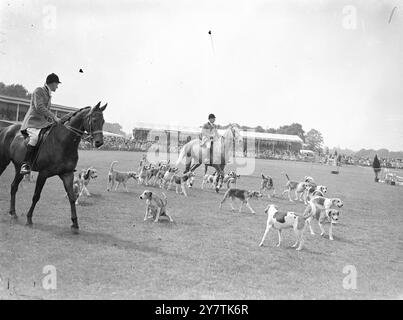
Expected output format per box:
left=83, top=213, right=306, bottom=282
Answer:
left=0, top=0, right=402, bottom=151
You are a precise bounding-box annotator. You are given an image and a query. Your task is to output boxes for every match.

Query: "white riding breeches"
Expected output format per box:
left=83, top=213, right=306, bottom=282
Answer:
left=26, top=128, right=41, bottom=146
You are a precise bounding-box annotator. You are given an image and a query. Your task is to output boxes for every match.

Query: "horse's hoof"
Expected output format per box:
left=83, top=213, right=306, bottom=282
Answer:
left=25, top=222, right=33, bottom=227
left=71, top=226, right=79, bottom=234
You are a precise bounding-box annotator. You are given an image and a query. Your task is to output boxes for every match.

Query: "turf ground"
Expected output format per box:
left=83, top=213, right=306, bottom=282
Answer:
left=0, top=150, right=402, bottom=299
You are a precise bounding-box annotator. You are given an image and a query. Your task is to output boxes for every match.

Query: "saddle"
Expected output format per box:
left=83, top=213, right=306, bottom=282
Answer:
left=21, top=125, right=53, bottom=171
left=199, top=137, right=225, bottom=165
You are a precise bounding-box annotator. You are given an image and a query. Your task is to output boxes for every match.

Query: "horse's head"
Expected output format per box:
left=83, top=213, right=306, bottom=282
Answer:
left=84, top=101, right=107, bottom=148
left=229, top=124, right=243, bottom=144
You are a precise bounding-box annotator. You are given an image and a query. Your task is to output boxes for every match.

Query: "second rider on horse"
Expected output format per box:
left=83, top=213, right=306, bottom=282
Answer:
left=200, top=113, right=220, bottom=164
left=20, top=73, right=62, bottom=175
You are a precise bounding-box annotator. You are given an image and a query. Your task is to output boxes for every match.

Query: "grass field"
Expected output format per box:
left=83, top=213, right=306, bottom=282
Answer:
left=1, top=150, right=402, bottom=299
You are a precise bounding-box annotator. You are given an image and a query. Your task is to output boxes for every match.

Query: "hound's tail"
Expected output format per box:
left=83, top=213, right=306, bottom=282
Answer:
left=161, top=192, right=168, bottom=205
left=282, top=172, right=291, bottom=181
left=109, top=161, right=118, bottom=173
left=220, top=188, right=231, bottom=204
left=302, top=203, right=314, bottom=220
left=175, top=143, right=190, bottom=167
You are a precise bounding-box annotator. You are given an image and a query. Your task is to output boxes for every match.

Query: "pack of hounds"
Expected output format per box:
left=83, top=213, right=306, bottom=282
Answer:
left=71, top=156, right=344, bottom=251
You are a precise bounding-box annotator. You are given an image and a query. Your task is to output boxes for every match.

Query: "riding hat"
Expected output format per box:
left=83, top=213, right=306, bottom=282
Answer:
left=46, top=73, right=62, bottom=84
left=208, top=113, right=216, bottom=120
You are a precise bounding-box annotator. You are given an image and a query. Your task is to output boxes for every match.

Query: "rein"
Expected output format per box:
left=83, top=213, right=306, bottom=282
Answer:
left=63, top=108, right=102, bottom=142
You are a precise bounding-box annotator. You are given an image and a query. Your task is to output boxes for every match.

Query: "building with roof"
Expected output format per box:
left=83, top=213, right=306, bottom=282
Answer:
left=0, top=94, right=78, bottom=129
left=0, top=95, right=124, bottom=138
left=132, top=122, right=303, bottom=156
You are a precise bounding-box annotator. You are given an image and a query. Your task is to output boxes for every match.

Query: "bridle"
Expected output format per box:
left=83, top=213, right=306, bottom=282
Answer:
left=64, top=108, right=103, bottom=142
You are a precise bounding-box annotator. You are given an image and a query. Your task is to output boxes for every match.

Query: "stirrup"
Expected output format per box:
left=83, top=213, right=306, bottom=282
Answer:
left=20, top=164, right=31, bottom=175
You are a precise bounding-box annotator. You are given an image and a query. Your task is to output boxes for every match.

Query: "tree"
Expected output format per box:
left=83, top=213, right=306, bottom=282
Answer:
left=305, top=129, right=324, bottom=152
left=276, top=123, right=305, bottom=142
left=0, top=82, right=31, bottom=99
left=255, top=125, right=265, bottom=133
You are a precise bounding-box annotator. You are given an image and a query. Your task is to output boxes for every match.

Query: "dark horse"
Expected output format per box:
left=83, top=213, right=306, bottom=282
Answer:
left=0, top=102, right=107, bottom=233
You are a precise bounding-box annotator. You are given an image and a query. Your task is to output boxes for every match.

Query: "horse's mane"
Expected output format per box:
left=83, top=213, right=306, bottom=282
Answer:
left=61, top=106, right=92, bottom=124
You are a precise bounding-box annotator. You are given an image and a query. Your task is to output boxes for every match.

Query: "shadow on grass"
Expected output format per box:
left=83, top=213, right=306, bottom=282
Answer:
left=0, top=217, right=185, bottom=260
left=77, top=202, right=94, bottom=207
left=330, top=235, right=356, bottom=245
left=86, top=193, right=103, bottom=198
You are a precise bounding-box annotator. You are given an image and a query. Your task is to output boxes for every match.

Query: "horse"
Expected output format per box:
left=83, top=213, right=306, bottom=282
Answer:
left=0, top=101, right=107, bottom=233
left=175, top=124, right=243, bottom=192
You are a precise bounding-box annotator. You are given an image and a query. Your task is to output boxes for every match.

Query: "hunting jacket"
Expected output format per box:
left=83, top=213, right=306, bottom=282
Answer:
left=21, top=85, right=58, bottom=131
left=201, top=121, right=220, bottom=141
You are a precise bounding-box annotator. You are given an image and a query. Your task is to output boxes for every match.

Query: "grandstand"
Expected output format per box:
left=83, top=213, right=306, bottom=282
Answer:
left=132, top=122, right=303, bottom=156
left=0, top=95, right=125, bottom=138
left=0, top=94, right=78, bottom=128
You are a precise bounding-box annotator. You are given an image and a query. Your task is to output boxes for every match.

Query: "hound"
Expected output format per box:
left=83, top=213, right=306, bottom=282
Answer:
left=152, top=162, right=170, bottom=186
left=219, top=188, right=263, bottom=214
left=144, top=163, right=161, bottom=185
left=107, top=161, right=138, bottom=192
left=24, top=172, right=36, bottom=183
left=138, top=164, right=151, bottom=185
left=305, top=206, right=340, bottom=241
left=72, top=177, right=81, bottom=205
left=201, top=171, right=217, bottom=189
left=223, top=171, right=240, bottom=189
left=160, top=167, right=179, bottom=189
left=20, top=171, right=36, bottom=190
left=260, top=173, right=276, bottom=198
left=137, top=154, right=149, bottom=172
left=77, top=167, right=98, bottom=197
left=303, top=196, right=344, bottom=240
left=139, top=190, right=173, bottom=223
left=259, top=204, right=308, bottom=251
left=168, top=171, right=195, bottom=197
left=304, top=184, right=328, bottom=204
left=281, top=173, right=311, bottom=202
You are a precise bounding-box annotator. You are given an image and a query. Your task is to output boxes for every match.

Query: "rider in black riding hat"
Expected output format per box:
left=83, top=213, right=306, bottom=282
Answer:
left=200, top=113, right=220, bottom=164
left=20, top=73, right=62, bottom=175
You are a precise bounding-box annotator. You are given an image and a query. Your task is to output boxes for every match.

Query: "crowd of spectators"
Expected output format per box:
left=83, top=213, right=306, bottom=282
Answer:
left=331, top=155, right=403, bottom=169
left=79, top=136, right=185, bottom=153
left=79, top=136, right=403, bottom=169
left=257, top=150, right=301, bottom=161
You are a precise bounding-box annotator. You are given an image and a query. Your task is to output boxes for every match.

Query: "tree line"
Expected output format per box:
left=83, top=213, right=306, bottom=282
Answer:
left=1, top=81, right=324, bottom=152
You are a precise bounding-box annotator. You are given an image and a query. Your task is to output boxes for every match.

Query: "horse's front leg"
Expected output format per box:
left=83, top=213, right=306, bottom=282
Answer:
left=59, top=172, right=79, bottom=233
left=26, top=171, right=48, bottom=226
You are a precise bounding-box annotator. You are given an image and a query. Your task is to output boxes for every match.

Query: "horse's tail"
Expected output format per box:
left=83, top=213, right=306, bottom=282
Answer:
left=175, top=143, right=190, bottom=167
left=109, top=161, right=118, bottom=172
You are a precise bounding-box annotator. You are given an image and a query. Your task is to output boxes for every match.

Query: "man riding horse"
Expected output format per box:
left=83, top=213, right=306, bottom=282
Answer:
left=0, top=72, right=107, bottom=232
left=200, top=113, right=220, bottom=164
left=20, top=73, right=62, bottom=175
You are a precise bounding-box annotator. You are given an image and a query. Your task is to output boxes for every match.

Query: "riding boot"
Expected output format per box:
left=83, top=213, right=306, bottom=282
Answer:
left=210, top=142, right=213, bottom=165
left=20, top=145, right=36, bottom=175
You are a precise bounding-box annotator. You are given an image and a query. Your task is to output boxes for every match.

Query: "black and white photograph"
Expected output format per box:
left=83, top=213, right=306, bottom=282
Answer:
left=0, top=0, right=402, bottom=302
